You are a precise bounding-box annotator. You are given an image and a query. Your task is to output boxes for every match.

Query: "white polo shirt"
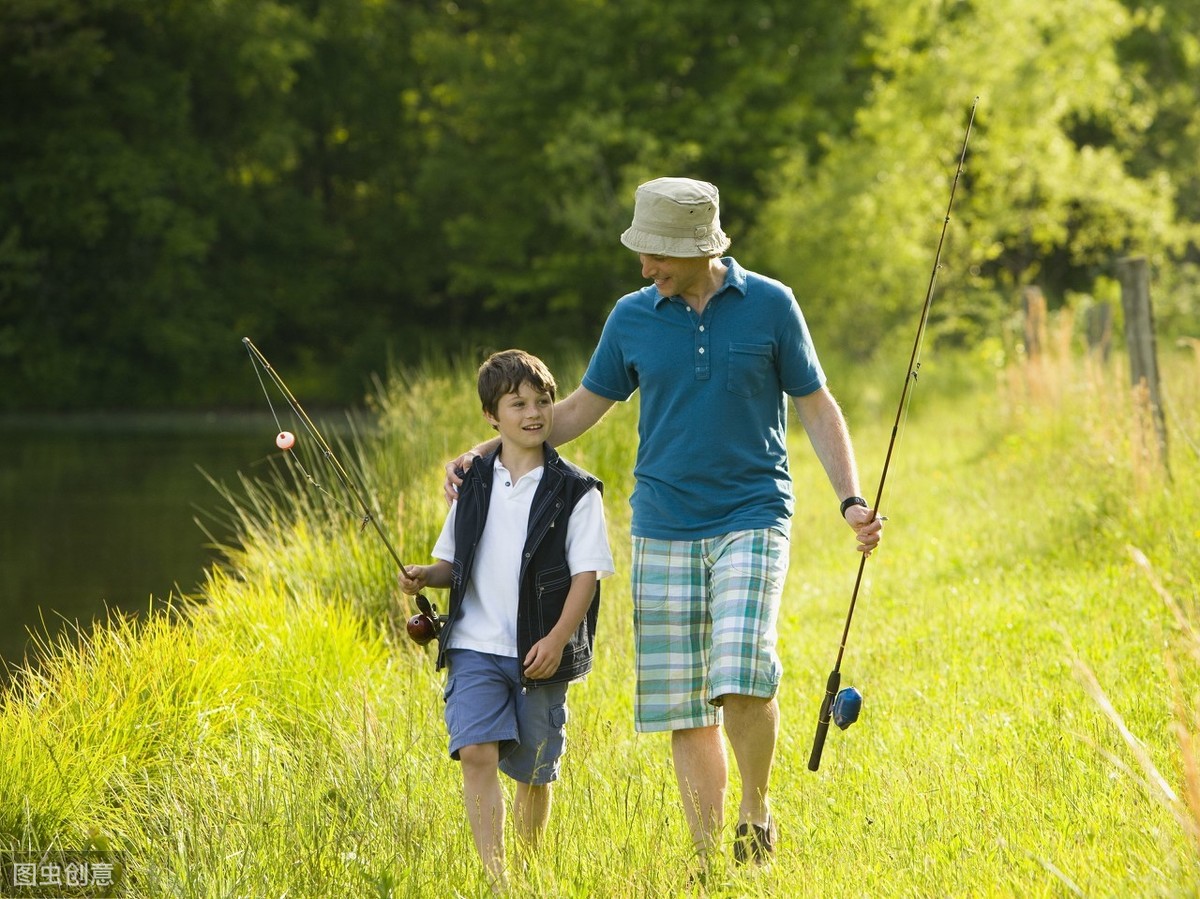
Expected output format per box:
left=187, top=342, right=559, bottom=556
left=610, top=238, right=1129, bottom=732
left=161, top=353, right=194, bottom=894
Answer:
left=431, top=459, right=614, bottom=658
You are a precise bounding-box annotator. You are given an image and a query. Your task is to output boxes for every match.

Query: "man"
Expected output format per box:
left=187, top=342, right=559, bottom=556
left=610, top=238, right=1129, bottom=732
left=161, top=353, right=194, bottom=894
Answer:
left=446, top=177, right=882, bottom=869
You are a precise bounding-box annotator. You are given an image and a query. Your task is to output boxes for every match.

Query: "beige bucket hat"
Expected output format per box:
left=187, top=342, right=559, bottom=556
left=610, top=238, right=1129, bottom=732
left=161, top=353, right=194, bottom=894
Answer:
left=619, top=177, right=731, bottom=258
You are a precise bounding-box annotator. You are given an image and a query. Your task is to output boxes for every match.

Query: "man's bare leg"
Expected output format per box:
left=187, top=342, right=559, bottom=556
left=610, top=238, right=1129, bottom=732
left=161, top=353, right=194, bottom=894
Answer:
left=723, top=694, right=778, bottom=827
left=671, top=725, right=727, bottom=857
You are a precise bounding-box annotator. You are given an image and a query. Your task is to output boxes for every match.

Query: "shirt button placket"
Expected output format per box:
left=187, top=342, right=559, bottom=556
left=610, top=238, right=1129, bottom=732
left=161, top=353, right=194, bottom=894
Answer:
left=695, top=313, right=710, bottom=381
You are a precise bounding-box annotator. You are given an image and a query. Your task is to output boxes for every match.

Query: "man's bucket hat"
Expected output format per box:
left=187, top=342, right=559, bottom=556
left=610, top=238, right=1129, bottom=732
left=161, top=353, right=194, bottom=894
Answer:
left=620, top=177, right=731, bottom=258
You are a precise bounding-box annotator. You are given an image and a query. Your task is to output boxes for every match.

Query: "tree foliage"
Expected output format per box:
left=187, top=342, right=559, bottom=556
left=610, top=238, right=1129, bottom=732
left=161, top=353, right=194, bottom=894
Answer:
left=757, top=0, right=1197, bottom=356
left=0, top=0, right=1196, bottom=410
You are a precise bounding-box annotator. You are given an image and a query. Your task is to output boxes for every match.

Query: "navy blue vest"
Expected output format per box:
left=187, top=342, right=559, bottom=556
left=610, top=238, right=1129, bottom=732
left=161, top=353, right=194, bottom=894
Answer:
left=435, top=443, right=603, bottom=687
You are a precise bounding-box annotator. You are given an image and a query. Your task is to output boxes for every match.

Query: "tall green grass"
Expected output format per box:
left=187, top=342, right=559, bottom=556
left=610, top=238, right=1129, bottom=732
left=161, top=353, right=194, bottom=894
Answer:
left=2, top=335, right=1198, bottom=897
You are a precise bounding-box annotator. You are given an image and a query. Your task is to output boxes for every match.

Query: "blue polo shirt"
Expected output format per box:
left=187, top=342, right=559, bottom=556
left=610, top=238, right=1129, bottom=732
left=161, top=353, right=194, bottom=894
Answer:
left=581, top=257, right=825, bottom=540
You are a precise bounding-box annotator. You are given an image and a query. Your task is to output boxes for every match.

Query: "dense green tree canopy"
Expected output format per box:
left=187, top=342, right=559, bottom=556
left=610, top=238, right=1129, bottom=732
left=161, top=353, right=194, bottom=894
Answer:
left=0, top=0, right=1196, bottom=410
left=759, top=0, right=1198, bottom=354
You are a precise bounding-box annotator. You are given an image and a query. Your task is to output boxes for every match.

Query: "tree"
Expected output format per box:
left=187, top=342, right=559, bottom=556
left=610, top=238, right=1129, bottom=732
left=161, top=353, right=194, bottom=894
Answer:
left=393, top=0, right=871, bottom=340
left=2, top=0, right=1197, bottom=409
left=0, top=0, right=322, bottom=407
left=756, top=0, right=1188, bottom=358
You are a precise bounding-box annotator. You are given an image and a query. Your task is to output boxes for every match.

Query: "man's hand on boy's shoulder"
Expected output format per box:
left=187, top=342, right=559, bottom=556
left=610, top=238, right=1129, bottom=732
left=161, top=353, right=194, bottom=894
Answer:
left=443, top=451, right=480, bottom=504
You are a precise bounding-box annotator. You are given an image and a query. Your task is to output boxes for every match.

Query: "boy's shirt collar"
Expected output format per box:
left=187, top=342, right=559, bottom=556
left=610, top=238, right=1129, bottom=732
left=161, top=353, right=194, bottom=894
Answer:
left=493, top=457, right=545, bottom=491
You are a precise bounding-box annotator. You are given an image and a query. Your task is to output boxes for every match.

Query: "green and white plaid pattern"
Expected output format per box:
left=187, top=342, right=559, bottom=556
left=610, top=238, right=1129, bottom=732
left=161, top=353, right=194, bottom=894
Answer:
left=631, top=529, right=788, bottom=732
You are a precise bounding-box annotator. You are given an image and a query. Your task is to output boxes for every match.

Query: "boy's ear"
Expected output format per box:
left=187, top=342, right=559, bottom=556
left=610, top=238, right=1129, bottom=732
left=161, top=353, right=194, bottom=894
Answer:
left=482, top=405, right=499, bottom=430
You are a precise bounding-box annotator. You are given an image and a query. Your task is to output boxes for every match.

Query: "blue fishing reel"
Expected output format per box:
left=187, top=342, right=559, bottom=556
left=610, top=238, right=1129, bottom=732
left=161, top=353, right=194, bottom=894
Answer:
left=832, top=686, right=863, bottom=730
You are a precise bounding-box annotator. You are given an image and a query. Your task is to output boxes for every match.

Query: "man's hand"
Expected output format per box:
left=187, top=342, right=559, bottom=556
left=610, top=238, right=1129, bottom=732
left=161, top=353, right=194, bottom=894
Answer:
left=845, top=505, right=884, bottom=555
left=443, top=451, right=479, bottom=504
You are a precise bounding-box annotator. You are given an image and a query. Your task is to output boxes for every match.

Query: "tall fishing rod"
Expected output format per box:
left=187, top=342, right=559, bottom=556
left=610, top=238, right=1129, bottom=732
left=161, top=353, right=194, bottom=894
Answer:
left=242, top=336, right=444, bottom=643
left=808, top=98, right=978, bottom=772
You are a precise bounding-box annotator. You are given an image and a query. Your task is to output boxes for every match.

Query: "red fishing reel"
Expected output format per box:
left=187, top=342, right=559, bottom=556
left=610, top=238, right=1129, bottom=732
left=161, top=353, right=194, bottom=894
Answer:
left=406, top=593, right=446, bottom=646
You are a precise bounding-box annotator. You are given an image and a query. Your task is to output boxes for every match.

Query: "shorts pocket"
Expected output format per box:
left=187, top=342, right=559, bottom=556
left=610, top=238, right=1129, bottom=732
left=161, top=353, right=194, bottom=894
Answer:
left=549, top=704, right=568, bottom=730
left=727, top=343, right=773, bottom=397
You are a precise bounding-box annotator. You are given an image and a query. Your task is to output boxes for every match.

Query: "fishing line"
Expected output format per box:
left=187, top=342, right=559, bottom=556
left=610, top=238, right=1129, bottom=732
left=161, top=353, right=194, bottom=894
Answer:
left=807, top=98, right=978, bottom=772
left=242, top=337, right=447, bottom=643
left=244, top=339, right=359, bottom=521
left=884, top=362, right=923, bottom=520
left=242, top=337, right=404, bottom=563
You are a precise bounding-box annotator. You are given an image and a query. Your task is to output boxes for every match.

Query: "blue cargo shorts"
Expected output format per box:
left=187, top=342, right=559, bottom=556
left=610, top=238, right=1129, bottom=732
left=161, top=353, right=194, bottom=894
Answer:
left=443, top=649, right=570, bottom=785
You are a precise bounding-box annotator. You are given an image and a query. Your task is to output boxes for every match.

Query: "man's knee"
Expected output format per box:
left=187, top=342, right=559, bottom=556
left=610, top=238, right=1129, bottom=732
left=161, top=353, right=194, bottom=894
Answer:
left=717, top=693, right=773, bottom=711
left=672, top=724, right=721, bottom=746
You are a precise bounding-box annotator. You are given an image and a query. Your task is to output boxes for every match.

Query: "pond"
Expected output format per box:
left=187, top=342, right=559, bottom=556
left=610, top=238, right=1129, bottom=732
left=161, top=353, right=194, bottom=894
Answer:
left=0, top=413, right=304, bottom=678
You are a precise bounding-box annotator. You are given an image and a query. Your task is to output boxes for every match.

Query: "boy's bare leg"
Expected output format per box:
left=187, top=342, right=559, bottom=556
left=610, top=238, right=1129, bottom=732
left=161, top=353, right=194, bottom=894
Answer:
left=671, top=725, right=727, bottom=857
left=513, top=782, right=553, bottom=849
left=723, top=694, right=778, bottom=826
left=460, top=742, right=507, bottom=886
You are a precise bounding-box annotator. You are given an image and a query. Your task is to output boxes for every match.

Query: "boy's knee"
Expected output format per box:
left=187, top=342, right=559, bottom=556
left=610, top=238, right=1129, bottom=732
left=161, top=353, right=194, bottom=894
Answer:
left=459, top=742, right=500, bottom=769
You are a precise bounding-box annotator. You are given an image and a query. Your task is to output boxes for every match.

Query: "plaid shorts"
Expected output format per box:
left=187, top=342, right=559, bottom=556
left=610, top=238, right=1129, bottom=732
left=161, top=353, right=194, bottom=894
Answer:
left=631, top=528, right=788, bottom=732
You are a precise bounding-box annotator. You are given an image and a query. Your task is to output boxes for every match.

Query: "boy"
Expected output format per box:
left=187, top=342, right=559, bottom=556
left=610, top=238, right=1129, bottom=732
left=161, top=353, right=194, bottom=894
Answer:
left=398, top=349, right=614, bottom=888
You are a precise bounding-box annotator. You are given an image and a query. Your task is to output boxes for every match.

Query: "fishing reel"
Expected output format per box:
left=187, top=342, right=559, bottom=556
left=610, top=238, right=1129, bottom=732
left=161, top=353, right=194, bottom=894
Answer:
left=808, top=675, right=863, bottom=770
left=406, top=593, right=447, bottom=646
left=832, top=686, right=863, bottom=730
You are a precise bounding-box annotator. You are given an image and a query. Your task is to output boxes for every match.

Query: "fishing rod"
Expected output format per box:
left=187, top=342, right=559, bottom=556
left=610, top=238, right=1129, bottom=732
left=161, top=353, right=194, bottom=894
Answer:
left=242, top=336, right=445, bottom=644
left=808, top=98, right=978, bottom=772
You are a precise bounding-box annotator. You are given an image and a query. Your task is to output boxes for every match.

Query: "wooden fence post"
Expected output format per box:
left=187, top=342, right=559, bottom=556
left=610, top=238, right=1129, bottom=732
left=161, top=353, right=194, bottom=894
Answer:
left=1116, top=255, right=1169, bottom=476
left=1022, top=285, right=1047, bottom=361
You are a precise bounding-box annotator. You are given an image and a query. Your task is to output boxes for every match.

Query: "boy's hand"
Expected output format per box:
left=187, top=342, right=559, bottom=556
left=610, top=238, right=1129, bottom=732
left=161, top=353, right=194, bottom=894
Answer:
left=397, top=565, right=428, bottom=595
left=523, top=633, right=568, bottom=680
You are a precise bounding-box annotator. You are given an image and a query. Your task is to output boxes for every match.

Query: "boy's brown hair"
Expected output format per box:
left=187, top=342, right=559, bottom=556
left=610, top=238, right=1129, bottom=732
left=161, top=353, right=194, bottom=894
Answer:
left=477, top=349, right=557, bottom=417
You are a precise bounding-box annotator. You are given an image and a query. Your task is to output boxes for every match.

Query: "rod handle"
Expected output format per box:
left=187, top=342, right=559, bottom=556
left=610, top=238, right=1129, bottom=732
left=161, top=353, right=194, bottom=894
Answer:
left=808, top=670, right=841, bottom=772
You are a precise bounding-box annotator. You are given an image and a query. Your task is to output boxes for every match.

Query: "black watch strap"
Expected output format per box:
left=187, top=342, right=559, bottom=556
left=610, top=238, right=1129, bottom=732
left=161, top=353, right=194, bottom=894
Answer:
left=840, top=495, right=868, bottom=517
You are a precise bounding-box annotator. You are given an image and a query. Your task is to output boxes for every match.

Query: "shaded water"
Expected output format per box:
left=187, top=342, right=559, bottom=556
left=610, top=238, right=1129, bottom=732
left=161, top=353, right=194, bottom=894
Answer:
left=0, top=413, right=288, bottom=675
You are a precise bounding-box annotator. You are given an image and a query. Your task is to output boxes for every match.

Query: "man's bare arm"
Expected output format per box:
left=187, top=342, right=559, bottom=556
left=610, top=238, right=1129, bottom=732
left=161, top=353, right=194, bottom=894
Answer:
left=792, top=386, right=882, bottom=553
left=547, top=386, right=616, bottom=446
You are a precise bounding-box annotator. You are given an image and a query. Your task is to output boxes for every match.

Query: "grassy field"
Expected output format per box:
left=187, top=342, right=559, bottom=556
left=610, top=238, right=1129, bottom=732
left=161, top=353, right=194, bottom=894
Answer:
left=2, top=335, right=1198, bottom=897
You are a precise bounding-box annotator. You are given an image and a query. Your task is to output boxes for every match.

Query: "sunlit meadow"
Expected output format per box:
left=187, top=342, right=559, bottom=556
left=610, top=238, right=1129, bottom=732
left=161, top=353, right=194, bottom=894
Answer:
left=2, top=324, right=1198, bottom=897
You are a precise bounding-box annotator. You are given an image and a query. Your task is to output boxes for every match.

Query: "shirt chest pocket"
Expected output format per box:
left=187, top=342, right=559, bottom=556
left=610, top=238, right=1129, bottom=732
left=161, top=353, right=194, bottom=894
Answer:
left=727, top=343, right=774, bottom=397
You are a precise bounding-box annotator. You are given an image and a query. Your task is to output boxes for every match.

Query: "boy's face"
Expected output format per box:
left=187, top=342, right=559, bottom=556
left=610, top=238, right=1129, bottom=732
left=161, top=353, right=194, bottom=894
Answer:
left=484, top=381, right=554, bottom=451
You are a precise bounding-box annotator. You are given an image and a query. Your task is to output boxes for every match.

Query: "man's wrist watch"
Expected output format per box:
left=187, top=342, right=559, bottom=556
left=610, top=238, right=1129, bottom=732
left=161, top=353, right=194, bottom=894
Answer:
left=840, top=495, right=868, bottom=517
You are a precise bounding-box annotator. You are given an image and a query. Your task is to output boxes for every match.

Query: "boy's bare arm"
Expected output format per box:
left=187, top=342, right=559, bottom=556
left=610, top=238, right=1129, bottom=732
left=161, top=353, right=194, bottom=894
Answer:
left=521, top=571, right=599, bottom=680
